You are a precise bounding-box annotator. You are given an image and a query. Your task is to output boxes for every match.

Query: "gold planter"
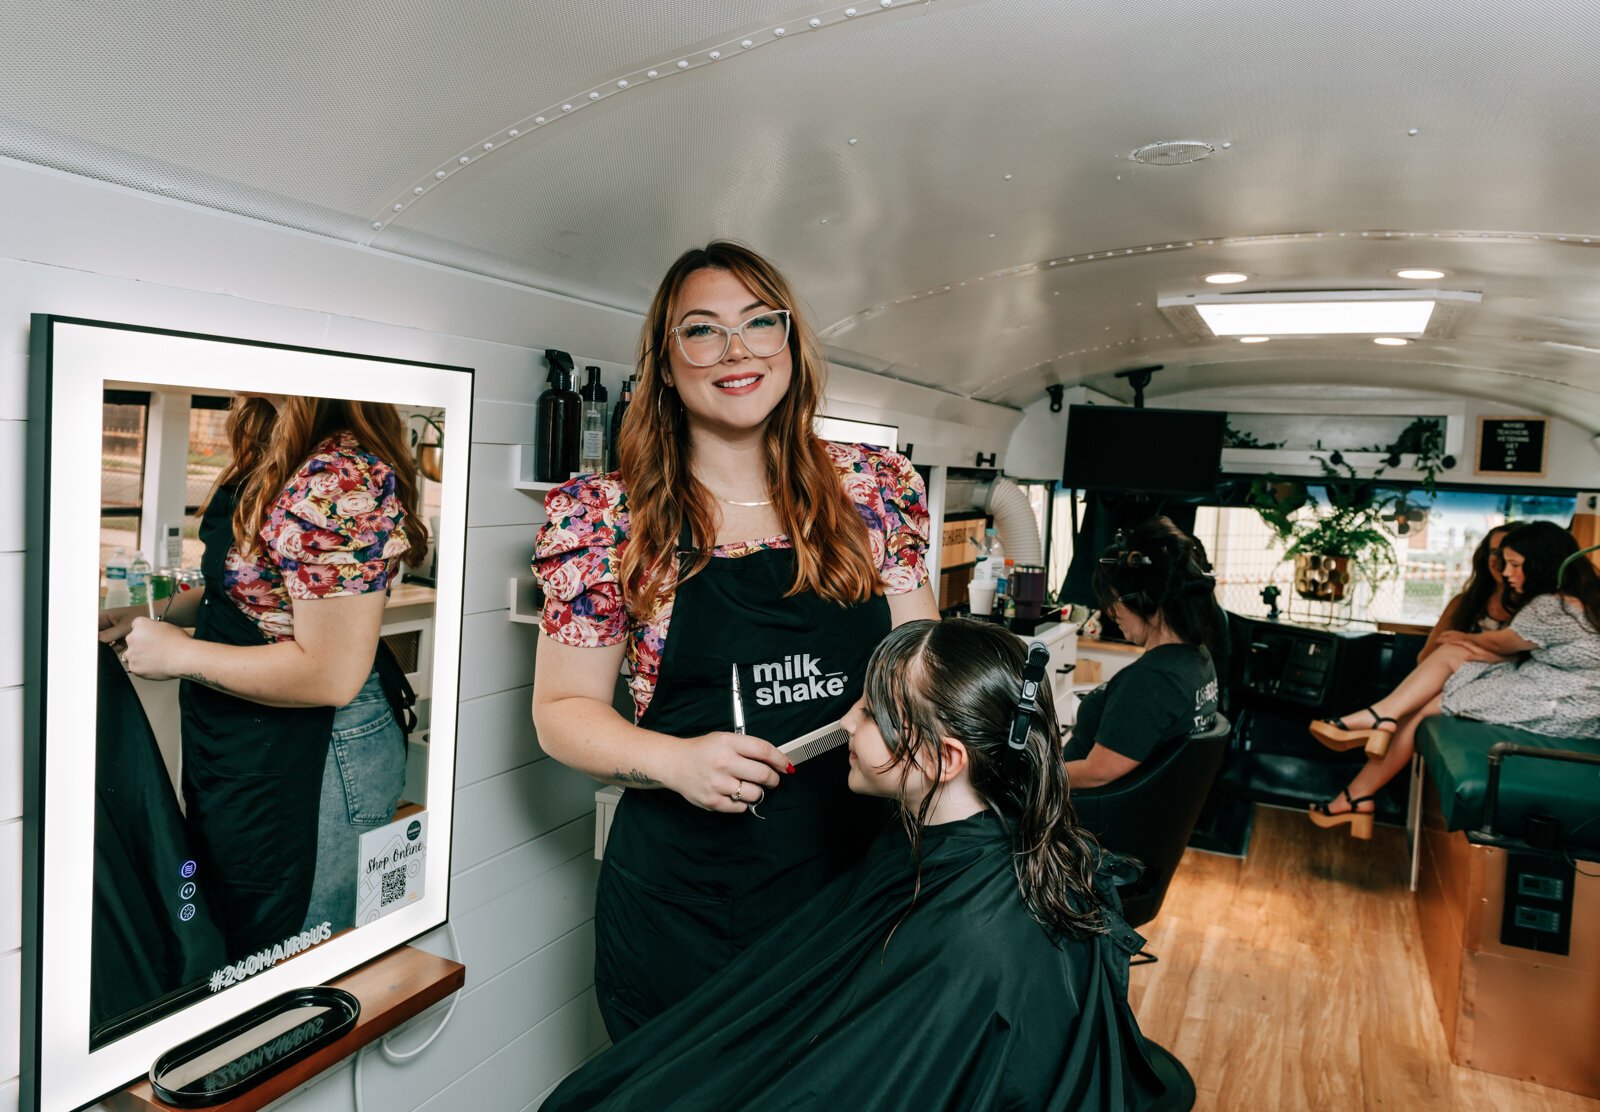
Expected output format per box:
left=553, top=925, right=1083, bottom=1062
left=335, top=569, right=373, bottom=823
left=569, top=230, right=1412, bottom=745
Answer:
left=1294, top=553, right=1352, bottom=601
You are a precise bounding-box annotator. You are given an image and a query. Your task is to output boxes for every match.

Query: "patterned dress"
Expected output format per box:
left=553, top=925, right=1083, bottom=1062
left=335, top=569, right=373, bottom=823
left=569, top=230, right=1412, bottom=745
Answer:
left=223, top=431, right=411, bottom=641
left=532, top=441, right=929, bottom=719
left=1442, top=593, right=1600, bottom=737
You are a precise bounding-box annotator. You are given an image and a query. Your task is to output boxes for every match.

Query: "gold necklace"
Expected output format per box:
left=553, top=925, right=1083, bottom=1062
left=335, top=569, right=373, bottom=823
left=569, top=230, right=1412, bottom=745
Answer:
left=714, top=494, right=772, bottom=507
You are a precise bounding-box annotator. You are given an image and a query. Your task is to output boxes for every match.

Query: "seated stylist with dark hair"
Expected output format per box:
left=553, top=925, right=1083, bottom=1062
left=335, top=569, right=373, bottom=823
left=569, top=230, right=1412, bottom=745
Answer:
left=531, top=241, right=938, bottom=1040
left=1063, top=517, right=1221, bottom=790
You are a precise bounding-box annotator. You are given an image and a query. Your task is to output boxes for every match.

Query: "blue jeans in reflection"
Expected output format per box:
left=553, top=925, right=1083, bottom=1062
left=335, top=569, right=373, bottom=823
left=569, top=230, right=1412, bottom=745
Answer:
left=304, top=671, right=406, bottom=934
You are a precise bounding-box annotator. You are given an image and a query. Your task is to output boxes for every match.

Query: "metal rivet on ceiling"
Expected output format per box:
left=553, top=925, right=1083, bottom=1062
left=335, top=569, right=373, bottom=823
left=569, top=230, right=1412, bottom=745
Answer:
left=588, top=91, right=601, bottom=100
left=617, top=79, right=628, bottom=88
left=809, top=16, right=822, bottom=26
left=414, top=187, right=424, bottom=194
left=819, top=218, right=828, bottom=224
left=436, top=170, right=447, bottom=178
left=677, top=59, right=689, bottom=68
left=709, top=50, right=722, bottom=59
left=881, top=0, right=893, bottom=6
left=392, top=203, right=403, bottom=211
left=1221, top=141, right=1232, bottom=149
left=1408, top=128, right=1419, bottom=136
left=562, top=104, right=574, bottom=111
left=508, top=129, right=519, bottom=137
left=848, top=137, right=858, bottom=145
left=1004, top=173, right=1013, bottom=180
left=372, top=222, right=383, bottom=229
left=459, top=156, right=470, bottom=163
left=483, top=142, right=494, bottom=149
left=647, top=69, right=659, bottom=78
left=741, top=39, right=754, bottom=48
left=775, top=27, right=785, bottom=35
left=845, top=7, right=858, bottom=16
left=989, top=233, right=996, bottom=238
left=535, top=116, right=546, bottom=124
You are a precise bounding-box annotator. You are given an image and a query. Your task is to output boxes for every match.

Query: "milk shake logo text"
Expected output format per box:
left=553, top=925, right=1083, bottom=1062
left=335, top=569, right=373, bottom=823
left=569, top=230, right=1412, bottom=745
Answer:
left=750, top=653, right=847, bottom=706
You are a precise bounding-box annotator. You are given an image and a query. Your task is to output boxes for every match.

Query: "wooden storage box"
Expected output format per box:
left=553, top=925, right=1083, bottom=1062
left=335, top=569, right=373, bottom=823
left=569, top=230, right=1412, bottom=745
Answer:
left=940, top=516, right=986, bottom=570
left=1414, top=777, right=1600, bottom=1098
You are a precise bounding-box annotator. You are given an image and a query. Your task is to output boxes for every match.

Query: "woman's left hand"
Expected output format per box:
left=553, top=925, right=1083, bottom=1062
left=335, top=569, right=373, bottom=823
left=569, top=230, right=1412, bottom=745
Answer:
left=1436, top=630, right=1475, bottom=647
left=121, top=617, right=195, bottom=679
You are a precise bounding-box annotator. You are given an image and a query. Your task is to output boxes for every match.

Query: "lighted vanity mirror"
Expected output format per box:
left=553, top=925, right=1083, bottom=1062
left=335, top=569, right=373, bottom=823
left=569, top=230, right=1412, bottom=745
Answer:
left=22, top=316, right=472, bottom=1111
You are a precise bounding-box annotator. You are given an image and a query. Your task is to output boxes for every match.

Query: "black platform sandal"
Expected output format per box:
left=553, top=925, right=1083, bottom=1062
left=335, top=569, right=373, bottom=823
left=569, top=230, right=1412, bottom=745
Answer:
left=1308, top=706, right=1398, bottom=753
left=1308, top=789, right=1378, bottom=840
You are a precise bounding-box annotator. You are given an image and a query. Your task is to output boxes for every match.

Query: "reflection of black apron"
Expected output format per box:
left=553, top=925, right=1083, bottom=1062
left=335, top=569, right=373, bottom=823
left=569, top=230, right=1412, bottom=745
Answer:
left=180, top=485, right=336, bottom=958
left=92, top=642, right=227, bottom=1045
left=594, top=528, right=892, bottom=1038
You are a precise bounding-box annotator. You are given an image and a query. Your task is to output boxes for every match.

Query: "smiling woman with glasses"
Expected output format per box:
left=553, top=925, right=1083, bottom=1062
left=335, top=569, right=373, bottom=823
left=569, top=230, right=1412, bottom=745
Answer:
left=530, top=241, right=939, bottom=1040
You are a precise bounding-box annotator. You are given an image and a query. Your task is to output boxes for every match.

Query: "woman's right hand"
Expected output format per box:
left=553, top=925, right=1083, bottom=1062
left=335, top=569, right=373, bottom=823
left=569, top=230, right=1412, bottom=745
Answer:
left=666, top=731, right=793, bottom=813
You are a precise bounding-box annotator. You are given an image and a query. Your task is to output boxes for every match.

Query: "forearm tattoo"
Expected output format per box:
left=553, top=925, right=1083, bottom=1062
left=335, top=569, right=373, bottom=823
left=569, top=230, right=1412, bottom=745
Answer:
left=611, top=767, right=658, bottom=788
left=179, top=671, right=233, bottom=695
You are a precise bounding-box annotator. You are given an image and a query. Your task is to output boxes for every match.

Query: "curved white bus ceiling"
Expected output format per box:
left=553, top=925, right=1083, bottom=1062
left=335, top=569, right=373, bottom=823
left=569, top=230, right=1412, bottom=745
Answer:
left=4, top=0, right=1599, bottom=430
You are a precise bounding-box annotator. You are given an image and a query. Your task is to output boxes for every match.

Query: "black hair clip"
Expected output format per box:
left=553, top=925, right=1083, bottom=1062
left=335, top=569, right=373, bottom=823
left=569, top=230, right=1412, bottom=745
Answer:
left=1007, top=642, right=1051, bottom=753
left=1097, top=549, right=1153, bottom=569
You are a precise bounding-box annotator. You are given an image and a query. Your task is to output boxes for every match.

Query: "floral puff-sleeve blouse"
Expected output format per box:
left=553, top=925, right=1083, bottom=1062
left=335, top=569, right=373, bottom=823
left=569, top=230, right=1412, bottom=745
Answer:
left=532, top=441, right=930, bottom=721
left=222, top=432, right=411, bottom=643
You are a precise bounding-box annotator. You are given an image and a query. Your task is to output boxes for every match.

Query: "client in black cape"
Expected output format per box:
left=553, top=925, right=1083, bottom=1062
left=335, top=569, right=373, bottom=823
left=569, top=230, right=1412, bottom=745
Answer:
left=544, top=619, right=1165, bottom=1111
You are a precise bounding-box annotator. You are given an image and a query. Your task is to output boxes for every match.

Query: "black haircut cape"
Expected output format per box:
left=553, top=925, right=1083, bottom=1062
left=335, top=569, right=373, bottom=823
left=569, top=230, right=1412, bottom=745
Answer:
left=543, top=810, right=1165, bottom=1111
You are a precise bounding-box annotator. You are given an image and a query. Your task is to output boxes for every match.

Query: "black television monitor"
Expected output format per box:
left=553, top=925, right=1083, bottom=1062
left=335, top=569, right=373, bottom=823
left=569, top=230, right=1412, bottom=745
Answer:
left=1062, top=405, right=1226, bottom=496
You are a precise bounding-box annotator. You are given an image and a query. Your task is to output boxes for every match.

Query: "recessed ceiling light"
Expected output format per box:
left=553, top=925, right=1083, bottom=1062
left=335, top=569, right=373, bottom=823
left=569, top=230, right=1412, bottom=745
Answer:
left=1239, top=336, right=1270, bottom=343
left=1373, top=336, right=1410, bottom=346
left=1204, top=272, right=1250, bottom=285
left=1394, top=267, right=1447, bottom=280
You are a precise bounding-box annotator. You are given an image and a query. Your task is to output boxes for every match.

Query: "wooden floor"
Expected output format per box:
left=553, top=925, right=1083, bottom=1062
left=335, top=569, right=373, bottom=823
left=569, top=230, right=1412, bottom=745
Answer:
left=1129, top=805, right=1600, bottom=1112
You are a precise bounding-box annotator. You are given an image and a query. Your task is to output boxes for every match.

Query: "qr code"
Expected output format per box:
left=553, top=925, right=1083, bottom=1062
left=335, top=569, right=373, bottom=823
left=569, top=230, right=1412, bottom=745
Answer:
left=380, top=867, right=406, bottom=907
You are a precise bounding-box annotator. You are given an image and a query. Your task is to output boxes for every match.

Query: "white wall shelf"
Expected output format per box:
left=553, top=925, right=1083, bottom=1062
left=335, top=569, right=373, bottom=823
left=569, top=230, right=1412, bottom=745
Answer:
left=508, top=575, right=541, bottom=624
left=512, top=443, right=577, bottom=494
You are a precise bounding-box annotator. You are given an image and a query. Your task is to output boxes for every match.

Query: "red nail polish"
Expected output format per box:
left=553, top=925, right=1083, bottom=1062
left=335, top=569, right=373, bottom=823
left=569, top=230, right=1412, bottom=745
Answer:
left=786, top=763, right=797, bottom=775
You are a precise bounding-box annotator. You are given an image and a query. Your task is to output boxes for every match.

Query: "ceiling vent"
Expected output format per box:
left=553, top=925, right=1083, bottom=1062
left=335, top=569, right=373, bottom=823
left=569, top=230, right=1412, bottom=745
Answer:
left=1129, top=140, right=1215, bottom=165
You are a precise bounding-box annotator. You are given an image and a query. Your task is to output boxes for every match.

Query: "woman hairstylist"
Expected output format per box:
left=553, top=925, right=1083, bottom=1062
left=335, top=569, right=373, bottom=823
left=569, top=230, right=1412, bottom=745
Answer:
left=532, top=241, right=938, bottom=1040
left=106, top=395, right=424, bottom=955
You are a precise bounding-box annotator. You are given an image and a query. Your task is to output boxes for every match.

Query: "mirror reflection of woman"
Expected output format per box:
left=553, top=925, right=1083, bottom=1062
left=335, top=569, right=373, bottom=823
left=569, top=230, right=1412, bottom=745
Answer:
left=532, top=242, right=939, bottom=1040
left=100, top=394, right=427, bottom=954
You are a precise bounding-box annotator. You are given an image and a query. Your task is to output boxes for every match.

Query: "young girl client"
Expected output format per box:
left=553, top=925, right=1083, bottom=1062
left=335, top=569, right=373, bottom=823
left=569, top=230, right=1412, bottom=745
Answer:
left=541, top=619, right=1163, bottom=1111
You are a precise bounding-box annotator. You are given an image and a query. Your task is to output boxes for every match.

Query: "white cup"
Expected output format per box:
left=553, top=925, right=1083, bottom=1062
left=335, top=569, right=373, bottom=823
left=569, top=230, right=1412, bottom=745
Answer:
left=968, top=580, right=997, bottom=616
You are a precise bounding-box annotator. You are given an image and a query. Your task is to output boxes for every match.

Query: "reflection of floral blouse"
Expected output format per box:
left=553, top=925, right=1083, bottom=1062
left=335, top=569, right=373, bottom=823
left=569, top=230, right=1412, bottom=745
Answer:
left=533, top=442, right=929, bottom=720
left=223, top=433, right=411, bottom=643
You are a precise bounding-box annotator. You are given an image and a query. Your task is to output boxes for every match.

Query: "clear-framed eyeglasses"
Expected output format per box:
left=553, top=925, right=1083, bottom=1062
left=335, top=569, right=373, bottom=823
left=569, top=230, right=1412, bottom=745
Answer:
left=669, top=309, right=792, bottom=367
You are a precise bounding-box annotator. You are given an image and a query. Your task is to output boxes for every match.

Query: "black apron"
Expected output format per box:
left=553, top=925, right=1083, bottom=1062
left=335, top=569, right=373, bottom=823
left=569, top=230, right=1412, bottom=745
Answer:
left=180, top=485, right=337, bottom=958
left=594, top=529, right=892, bottom=1038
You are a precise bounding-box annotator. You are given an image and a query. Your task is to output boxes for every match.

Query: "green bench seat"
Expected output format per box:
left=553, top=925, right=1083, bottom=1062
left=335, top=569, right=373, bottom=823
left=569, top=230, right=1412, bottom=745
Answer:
left=1417, top=717, right=1600, bottom=853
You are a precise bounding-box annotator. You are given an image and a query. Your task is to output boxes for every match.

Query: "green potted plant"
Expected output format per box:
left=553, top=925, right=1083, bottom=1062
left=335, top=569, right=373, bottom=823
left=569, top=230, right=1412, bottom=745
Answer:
left=1247, top=418, right=1453, bottom=602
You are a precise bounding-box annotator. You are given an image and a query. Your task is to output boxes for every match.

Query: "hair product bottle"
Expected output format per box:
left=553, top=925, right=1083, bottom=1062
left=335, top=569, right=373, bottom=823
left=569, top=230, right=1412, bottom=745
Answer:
left=579, top=366, right=608, bottom=473
left=536, top=350, right=581, bottom=482
left=608, top=376, right=633, bottom=469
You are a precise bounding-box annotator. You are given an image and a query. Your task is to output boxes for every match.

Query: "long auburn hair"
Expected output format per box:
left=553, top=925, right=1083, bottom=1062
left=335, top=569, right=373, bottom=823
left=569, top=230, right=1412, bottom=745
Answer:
left=864, top=619, right=1107, bottom=938
left=617, top=241, right=880, bottom=617
left=1500, top=521, right=1600, bottom=632
left=1092, top=516, right=1219, bottom=656
left=1448, top=524, right=1515, bottom=632
left=211, top=396, right=428, bottom=567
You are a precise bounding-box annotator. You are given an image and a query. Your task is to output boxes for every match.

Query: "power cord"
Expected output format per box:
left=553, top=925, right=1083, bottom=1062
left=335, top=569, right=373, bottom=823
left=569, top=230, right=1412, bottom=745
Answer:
left=353, top=919, right=463, bottom=1112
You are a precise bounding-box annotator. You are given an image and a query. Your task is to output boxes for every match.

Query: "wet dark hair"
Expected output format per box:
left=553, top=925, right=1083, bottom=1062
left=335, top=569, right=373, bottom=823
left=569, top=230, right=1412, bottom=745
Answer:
left=1091, top=516, right=1219, bottom=655
left=1447, top=524, right=1515, bottom=633
left=1499, top=521, right=1600, bottom=631
left=862, top=618, right=1106, bottom=938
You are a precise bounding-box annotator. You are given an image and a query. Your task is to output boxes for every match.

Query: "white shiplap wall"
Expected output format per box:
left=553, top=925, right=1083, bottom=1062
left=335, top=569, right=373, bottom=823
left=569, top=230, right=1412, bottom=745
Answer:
left=0, top=159, right=636, bottom=1112
left=0, top=156, right=1020, bottom=1112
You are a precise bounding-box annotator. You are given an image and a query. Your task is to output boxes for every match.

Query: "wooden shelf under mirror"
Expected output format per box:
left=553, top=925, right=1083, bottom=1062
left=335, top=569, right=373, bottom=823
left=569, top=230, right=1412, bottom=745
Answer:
left=106, top=946, right=465, bottom=1112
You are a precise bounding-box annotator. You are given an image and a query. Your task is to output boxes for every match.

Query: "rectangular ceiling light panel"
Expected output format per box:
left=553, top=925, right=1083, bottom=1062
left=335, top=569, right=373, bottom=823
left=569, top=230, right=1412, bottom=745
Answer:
left=1195, top=299, right=1435, bottom=336
left=1157, top=289, right=1482, bottom=341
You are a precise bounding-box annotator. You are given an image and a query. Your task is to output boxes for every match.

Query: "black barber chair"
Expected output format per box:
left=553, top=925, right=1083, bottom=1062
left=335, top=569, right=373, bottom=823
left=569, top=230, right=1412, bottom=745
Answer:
left=1071, top=714, right=1232, bottom=1111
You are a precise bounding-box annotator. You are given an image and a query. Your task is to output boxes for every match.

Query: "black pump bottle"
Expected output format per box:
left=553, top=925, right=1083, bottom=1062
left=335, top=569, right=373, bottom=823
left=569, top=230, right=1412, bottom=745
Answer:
left=536, top=350, right=581, bottom=482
